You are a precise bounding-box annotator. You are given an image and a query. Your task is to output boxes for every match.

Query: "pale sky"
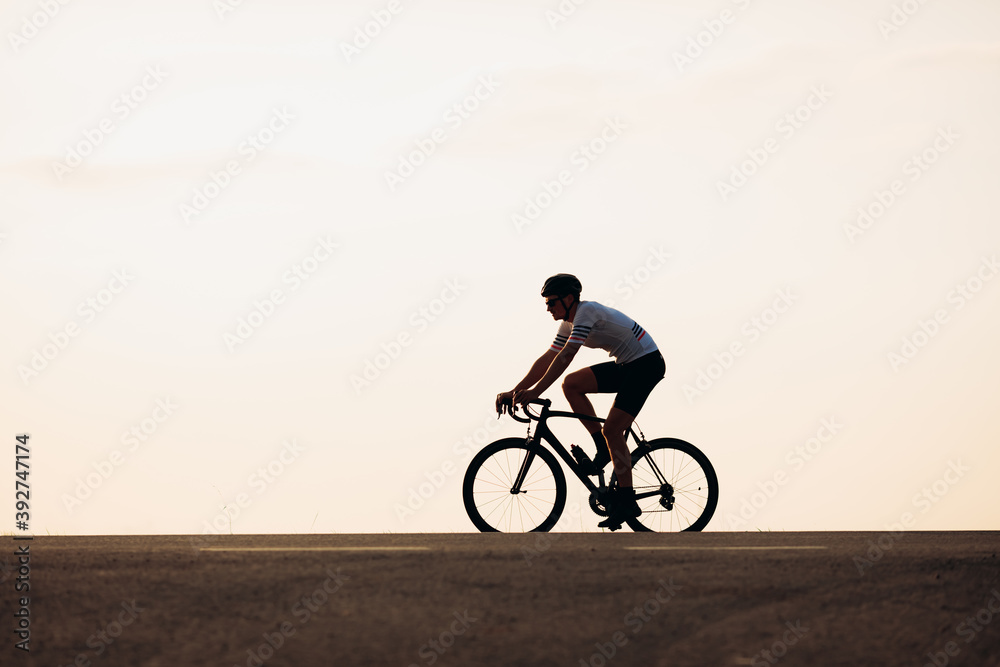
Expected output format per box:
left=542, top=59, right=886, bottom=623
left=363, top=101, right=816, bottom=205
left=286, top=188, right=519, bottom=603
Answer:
left=2, top=0, right=998, bottom=535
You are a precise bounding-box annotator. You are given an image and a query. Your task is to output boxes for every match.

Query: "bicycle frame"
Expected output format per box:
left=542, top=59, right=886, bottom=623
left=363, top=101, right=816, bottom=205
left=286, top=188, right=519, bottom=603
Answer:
left=508, top=399, right=668, bottom=501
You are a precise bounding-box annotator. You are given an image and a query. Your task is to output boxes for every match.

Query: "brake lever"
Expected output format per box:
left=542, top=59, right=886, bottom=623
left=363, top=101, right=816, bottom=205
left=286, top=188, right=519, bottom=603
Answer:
left=497, top=398, right=515, bottom=418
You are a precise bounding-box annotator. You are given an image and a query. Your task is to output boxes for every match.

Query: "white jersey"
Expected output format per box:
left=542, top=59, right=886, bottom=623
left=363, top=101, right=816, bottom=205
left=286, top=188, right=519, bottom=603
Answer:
left=549, top=300, right=658, bottom=364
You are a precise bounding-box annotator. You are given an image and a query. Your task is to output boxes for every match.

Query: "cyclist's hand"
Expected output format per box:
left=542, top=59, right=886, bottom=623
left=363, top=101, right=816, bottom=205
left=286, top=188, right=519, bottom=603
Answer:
left=514, top=388, right=540, bottom=406
left=496, top=391, right=515, bottom=416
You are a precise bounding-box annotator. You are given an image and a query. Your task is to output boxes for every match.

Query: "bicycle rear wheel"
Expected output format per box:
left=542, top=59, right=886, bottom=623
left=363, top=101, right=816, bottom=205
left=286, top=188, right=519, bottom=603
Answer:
left=463, top=438, right=567, bottom=532
left=622, top=438, right=718, bottom=532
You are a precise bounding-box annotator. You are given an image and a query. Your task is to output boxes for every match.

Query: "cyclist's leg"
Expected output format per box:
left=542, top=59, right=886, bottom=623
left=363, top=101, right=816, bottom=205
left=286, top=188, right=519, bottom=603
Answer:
left=603, top=352, right=667, bottom=488
left=602, top=407, right=635, bottom=487
left=561, top=364, right=615, bottom=435
left=598, top=405, right=642, bottom=527
left=567, top=362, right=624, bottom=471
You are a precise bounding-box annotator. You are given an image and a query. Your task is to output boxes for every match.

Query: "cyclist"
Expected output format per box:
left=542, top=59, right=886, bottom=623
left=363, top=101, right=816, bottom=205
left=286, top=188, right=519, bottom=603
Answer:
left=496, top=273, right=665, bottom=529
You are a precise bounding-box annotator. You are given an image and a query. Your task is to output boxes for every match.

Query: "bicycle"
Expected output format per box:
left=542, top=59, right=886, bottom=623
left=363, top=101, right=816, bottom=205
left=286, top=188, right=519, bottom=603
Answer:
left=462, top=398, right=719, bottom=532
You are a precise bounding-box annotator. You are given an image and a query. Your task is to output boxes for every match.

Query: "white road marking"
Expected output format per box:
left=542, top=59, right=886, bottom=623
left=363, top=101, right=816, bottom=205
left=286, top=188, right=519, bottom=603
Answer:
left=624, top=546, right=827, bottom=551
left=199, top=546, right=432, bottom=552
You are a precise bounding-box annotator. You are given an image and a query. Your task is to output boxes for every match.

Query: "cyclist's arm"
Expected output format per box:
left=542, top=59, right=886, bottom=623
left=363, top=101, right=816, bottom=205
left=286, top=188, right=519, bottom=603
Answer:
left=506, top=321, right=575, bottom=407
left=499, top=349, right=558, bottom=411
left=529, top=314, right=587, bottom=394
left=529, top=344, right=579, bottom=395
left=512, top=349, right=558, bottom=392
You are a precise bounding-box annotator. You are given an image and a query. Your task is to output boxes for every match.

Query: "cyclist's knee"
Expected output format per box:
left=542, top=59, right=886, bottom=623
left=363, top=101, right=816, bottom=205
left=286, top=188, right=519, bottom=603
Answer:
left=563, top=368, right=597, bottom=395
left=602, top=409, right=632, bottom=438
left=562, top=372, right=585, bottom=395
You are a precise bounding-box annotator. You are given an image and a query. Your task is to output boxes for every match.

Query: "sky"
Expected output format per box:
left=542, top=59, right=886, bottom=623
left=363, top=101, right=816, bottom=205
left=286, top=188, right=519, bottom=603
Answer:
left=2, top=0, right=998, bottom=535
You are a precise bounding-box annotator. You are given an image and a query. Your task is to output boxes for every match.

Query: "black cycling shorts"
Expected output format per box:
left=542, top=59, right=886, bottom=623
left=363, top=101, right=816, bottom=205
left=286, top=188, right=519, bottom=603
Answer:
left=588, top=350, right=665, bottom=418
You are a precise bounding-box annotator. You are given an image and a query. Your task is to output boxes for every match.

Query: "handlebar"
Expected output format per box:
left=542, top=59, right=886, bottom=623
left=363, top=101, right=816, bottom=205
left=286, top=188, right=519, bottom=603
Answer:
left=499, top=398, right=551, bottom=423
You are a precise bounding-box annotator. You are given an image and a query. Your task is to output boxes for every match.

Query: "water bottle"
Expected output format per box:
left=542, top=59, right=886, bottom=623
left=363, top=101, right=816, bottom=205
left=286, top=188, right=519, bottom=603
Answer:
left=570, top=444, right=593, bottom=469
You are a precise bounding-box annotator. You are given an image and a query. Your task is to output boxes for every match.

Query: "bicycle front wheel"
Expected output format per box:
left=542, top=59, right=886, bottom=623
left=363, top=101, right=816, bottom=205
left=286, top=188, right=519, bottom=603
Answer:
left=624, top=438, right=719, bottom=532
left=463, top=438, right=567, bottom=532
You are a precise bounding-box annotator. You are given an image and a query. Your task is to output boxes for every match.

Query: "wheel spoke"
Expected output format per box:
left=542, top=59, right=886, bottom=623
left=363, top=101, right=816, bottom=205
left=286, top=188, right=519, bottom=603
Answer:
left=626, top=440, right=718, bottom=533
left=519, top=491, right=554, bottom=517
left=464, top=440, right=565, bottom=533
left=466, top=438, right=714, bottom=533
left=480, top=460, right=511, bottom=488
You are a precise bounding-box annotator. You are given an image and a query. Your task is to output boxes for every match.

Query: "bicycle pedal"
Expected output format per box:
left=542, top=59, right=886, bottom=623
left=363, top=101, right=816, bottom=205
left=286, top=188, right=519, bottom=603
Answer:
left=606, top=521, right=623, bottom=532
left=570, top=444, right=600, bottom=475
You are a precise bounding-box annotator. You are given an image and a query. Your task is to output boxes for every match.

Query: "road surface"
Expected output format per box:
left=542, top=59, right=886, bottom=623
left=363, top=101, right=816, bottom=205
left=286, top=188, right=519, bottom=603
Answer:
left=2, top=532, right=999, bottom=666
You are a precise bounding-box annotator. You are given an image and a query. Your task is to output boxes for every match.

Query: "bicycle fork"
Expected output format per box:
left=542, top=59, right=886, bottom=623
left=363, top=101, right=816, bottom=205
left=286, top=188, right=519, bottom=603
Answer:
left=510, top=438, right=539, bottom=494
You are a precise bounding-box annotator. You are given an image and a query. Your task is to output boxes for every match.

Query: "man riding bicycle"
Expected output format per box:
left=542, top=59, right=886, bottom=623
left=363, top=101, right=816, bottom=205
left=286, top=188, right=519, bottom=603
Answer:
left=496, top=273, right=666, bottom=529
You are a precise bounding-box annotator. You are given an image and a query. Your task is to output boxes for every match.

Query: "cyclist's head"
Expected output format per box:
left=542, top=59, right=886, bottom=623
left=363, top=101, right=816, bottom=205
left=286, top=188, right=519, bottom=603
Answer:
left=541, top=274, right=581, bottom=319
left=540, top=274, right=581, bottom=299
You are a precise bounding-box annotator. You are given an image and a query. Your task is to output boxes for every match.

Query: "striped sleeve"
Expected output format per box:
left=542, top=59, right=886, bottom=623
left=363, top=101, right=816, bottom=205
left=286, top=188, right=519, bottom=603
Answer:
left=568, top=323, right=591, bottom=346
left=549, top=321, right=572, bottom=352
left=565, top=302, right=597, bottom=348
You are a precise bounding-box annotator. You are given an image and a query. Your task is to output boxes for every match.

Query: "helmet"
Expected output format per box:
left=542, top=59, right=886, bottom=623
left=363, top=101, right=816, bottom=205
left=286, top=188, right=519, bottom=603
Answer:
left=541, top=273, right=582, bottom=297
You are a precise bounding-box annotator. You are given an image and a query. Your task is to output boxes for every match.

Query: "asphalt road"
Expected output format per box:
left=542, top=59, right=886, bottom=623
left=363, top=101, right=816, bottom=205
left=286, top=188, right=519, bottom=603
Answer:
left=2, top=532, right=999, bottom=666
